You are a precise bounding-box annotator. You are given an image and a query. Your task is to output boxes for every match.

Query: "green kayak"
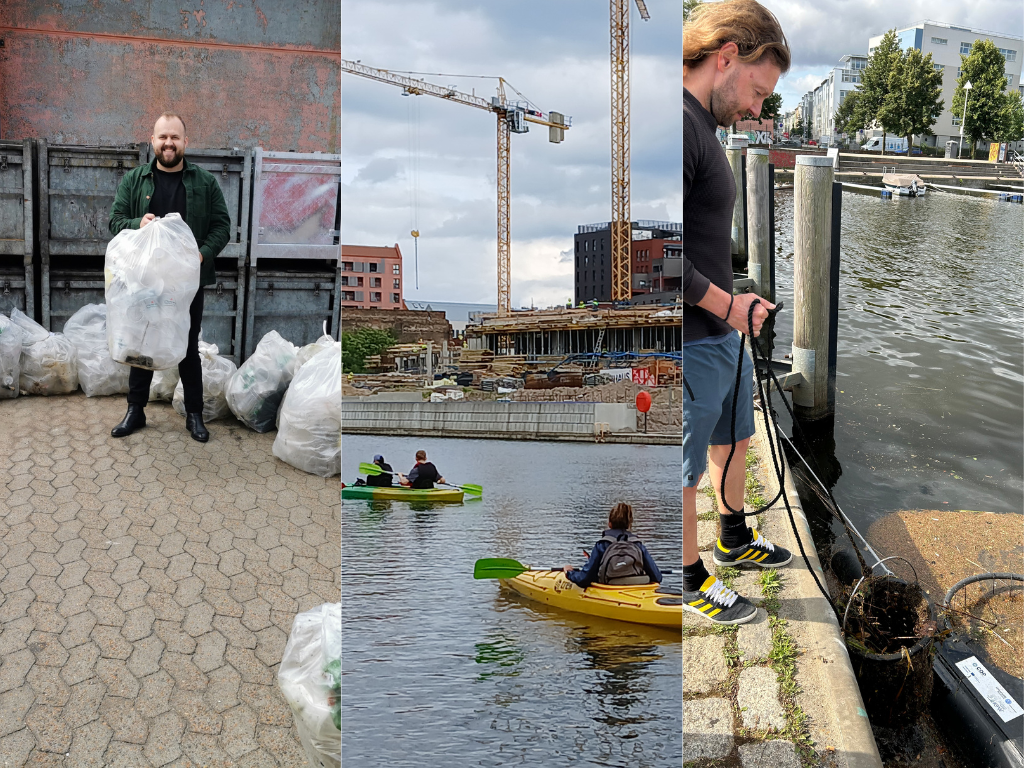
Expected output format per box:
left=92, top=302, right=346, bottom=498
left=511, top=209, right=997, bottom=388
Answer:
left=341, top=485, right=464, bottom=503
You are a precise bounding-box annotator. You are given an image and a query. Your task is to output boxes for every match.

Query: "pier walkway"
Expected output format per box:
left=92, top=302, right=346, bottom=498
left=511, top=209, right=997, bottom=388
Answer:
left=683, top=414, right=882, bottom=768
left=0, top=392, right=340, bottom=767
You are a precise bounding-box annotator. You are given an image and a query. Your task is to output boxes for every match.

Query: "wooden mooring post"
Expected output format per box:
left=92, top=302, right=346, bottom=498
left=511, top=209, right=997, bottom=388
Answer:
left=792, top=155, right=837, bottom=420
left=727, top=135, right=748, bottom=268
left=746, top=148, right=773, bottom=359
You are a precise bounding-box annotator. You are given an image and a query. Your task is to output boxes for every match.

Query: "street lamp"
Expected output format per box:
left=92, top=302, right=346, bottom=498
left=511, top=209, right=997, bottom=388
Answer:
left=959, top=81, right=973, bottom=159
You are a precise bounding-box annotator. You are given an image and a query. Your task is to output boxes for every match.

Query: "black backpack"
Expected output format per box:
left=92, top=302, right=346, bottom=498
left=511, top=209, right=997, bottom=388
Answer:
left=597, top=533, right=649, bottom=585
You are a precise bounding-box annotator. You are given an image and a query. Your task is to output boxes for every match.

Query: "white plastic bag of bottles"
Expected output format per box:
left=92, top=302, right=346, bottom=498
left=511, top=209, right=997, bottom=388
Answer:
left=278, top=603, right=340, bottom=768
left=0, top=312, right=24, bottom=399
left=105, top=212, right=200, bottom=371
left=273, top=343, right=340, bottom=477
left=293, top=331, right=337, bottom=373
left=10, top=308, right=79, bottom=396
left=225, top=331, right=298, bottom=432
left=63, top=304, right=130, bottom=397
left=172, top=341, right=236, bottom=421
left=149, top=367, right=180, bottom=402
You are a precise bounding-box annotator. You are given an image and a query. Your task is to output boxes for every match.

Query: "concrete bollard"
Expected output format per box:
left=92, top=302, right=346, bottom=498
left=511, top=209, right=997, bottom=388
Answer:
left=792, top=155, right=834, bottom=420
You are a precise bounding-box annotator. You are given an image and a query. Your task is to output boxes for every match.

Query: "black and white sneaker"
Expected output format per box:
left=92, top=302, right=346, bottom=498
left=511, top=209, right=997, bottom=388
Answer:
left=713, top=528, right=793, bottom=569
left=682, top=576, right=757, bottom=625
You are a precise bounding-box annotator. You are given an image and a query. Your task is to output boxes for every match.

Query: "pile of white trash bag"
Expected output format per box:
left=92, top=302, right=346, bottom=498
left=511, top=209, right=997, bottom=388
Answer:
left=0, top=313, right=23, bottom=399
left=171, top=341, right=237, bottom=421
left=225, top=330, right=298, bottom=432
left=62, top=304, right=130, bottom=397
left=10, top=308, right=79, bottom=396
left=105, top=212, right=200, bottom=371
left=278, top=603, right=340, bottom=768
left=149, top=366, right=180, bottom=403
left=273, top=340, right=340, bottom=477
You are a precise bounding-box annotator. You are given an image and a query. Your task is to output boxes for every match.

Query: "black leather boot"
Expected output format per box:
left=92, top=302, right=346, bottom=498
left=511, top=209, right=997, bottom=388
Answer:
left=186, top=412, right=209, bottom=442
left=111, top=405, right=146, bottom=438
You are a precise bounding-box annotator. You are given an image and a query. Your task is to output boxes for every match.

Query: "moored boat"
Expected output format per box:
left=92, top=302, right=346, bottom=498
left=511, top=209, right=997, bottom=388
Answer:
left=882, top=171, right=927, bottom=196
left=499, top=569, right=682, bottom=629
left=341, top=485, right=464, bottom=502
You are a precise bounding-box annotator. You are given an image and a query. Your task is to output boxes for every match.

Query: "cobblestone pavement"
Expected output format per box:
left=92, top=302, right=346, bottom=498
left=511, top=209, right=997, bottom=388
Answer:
left=0, top=393, right=340, bottom=767
left=682, top=454, right=807, bottom=768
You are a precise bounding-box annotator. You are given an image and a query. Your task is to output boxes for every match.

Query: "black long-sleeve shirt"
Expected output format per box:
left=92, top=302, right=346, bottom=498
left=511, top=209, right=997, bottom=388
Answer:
left=683, top=88, right=736, bottom=343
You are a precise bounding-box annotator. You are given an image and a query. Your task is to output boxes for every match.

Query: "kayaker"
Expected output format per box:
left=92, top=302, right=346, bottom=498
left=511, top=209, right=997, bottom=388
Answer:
left=562, top=503, right=662, bottom=588
left=399, top=450, right=446, bottom=489
left=365, top=455, right=394, bottom=487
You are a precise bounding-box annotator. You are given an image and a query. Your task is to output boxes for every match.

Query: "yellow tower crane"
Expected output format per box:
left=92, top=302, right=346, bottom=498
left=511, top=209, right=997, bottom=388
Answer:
left=342, top=60, right=570, bottom=316
left=610, top=0, right=650, bottom=301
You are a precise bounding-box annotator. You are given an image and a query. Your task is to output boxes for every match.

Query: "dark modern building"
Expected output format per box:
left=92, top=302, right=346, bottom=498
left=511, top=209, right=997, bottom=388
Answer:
left=573, top=220, right=681, bottom=304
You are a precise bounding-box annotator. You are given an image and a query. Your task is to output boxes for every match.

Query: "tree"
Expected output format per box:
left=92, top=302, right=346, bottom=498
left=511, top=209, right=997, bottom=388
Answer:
left=760, top=92, right=783, bottom=122
left=341, top=328, right=396, bottom=373
left=834, top=90, right=865, bottom=136
left=877, top=47, right=945, bottom=152
left=952, top=39, right=1011, bottom=156
left=793, top=116, right=805, bottom=139
left=683, top=0, right=702, bottom=22
left=996, top=89, right=1024, bottom=143
left=857, top=30, right=902, bottom=154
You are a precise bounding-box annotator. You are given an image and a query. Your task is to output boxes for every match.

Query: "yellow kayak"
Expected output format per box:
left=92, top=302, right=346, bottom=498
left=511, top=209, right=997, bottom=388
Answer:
left=499, top=570, right=683, bottom=629
left=341, top=485, right=464, bottom=502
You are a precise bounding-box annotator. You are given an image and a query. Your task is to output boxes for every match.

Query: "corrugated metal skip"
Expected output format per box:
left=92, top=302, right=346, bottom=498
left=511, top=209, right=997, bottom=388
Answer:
left=0, top=140, right=34, bottom=317
left=0, top=1, right=339, bottom=151
left=244, top=149, right=340, bottom=358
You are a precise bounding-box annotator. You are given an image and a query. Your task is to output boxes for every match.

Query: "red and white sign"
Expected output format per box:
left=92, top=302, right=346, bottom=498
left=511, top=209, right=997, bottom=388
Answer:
left=631, top=368, right=656, bottom=386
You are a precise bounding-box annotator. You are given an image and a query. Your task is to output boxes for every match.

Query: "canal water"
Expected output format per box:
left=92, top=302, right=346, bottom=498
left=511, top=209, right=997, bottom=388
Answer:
left=341, top=435, right=683, bottom=767
left=769, top=189, right=1023, bottom=563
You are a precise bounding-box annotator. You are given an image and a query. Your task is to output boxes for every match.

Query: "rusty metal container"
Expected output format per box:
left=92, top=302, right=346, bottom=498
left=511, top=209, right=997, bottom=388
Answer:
left=0, top=140, right=34, bottom=317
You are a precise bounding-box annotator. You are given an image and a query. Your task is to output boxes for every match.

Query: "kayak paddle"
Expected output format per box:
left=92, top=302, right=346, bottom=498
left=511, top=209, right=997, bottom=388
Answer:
left=358, top=462, right=483, bottom=497
left=474, top=557, right=675, bottom=580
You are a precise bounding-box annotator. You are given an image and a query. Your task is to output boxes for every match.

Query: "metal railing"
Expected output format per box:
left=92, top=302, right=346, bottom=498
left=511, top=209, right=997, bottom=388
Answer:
left=1011, top=151, right=1024, bottom=179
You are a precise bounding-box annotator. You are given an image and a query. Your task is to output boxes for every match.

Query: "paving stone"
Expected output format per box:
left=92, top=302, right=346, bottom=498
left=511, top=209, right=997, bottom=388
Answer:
left=100, top=696, right=150, bottom=744
left=183, top=602, right=215, bottom=637
left=737, top=666, right=787, bottom=731
left=95, top=659, right=140, bottom=699
left=25, top=704, right=73, bottom=753
left=683, top=697, right=734, bottom=762
left=60, top=642, right=101, bottom=686
left=240, top=683, right=293, bottom=727
left=26, top=666, right=71, bottom=707
left=738, top=739, right=802, bottom=768
left=221, top=705, right=259, bottom=759
left=738, top=608, right=774, bottom=661
left=697, top=519, right=718, bottom=550
left=204, top=665, right=241, bottom=714
left=682, top=635, right=730, bottom=694
left=127, top=634, right=166, bottom=679
left=0, top=649, right=36, bottom=694
left=121, top=606, right=156, bottom=642
left=103, top=741, right=153, bottom=768
left=171, top=689, right=223, bottom=735
left=256, top=724, right=309, bottom=766
left=193, top=631, right=227, bottom=674
left=63, top=680, right=106, bottom=729
left=0, top=727, right=35, bottom=767
left=136, top=671, right=174, bottom=720
left=0, top=683, right=36, bottom=737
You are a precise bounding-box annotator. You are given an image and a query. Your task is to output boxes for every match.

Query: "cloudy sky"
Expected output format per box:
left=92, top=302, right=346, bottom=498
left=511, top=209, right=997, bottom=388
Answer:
left=341, top=1, right=682, bottom=308
left=768, top=0, right=1024, bottom=114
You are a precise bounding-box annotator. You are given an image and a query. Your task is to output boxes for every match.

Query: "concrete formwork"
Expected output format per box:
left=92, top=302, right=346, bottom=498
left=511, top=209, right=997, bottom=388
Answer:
left=0, top=0, right=340, bottom=151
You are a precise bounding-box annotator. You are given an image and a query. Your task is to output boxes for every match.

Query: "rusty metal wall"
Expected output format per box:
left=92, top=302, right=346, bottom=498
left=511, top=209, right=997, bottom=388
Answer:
left=0, top=0, right=339, bottom=151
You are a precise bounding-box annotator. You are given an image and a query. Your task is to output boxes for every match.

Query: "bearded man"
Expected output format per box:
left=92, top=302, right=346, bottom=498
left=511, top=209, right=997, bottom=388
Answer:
left=108, top=113, right=231, bottom=442
left=682, top=0, right=794, bottom=625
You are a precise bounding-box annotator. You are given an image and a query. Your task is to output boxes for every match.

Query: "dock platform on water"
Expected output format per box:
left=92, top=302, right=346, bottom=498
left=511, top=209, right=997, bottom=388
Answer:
left=927, top=182, right=1024, bottom=202
left=841, top=182, right=893, bottom=198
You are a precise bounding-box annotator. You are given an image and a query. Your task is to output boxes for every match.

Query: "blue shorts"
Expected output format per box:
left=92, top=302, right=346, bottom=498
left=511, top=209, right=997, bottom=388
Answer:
left=683, top=332, right=755, bottom=487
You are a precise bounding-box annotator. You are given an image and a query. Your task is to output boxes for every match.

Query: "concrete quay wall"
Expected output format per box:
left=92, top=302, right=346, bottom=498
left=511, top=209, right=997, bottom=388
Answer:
left=341, top=399, right=638, bottom=441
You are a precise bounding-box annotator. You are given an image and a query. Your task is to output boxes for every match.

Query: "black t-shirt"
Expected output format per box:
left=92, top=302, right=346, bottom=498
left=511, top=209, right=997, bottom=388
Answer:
left=683, top=88, right=736, bottom=343
left=365, top=463, right=394, bottom=487
left=149, top=167, right=187, bottom=219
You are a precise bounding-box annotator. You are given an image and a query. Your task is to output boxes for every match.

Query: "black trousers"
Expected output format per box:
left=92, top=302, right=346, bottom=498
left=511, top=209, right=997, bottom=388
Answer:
left=127, top=288, right=204, bottom=413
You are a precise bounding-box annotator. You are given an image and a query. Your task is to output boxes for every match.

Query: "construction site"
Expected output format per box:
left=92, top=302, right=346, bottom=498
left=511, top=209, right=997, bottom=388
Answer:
left=341, top=0, right=682, bottom=410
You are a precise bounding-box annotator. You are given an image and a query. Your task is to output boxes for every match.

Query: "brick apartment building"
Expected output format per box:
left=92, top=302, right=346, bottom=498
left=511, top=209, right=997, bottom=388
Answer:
left=340, top=244, right=404, bottom=310
left=574, top=221, right=681, bottom=303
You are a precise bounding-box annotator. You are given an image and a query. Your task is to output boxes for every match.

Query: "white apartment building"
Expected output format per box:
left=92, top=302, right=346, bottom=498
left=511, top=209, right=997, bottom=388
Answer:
left=867, top=20, right=1023, bottom=148
left=802, top=55, right=868, bottom=145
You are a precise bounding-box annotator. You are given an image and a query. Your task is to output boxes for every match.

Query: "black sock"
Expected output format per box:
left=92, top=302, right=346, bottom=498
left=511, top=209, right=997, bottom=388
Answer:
left=720, top=513, right=752, bottom=548
left=682, top=558, right=711, bottom=592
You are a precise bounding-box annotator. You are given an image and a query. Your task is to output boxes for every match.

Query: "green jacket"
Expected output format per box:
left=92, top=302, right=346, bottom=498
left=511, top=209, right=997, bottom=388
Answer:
left=109, top=157, right=231, bottom=287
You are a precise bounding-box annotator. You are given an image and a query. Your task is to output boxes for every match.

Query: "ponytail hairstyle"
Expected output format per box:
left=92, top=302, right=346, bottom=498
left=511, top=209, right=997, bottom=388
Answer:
left=684, top=0, right=791, bottom=73
left=608, top=502, right=634, bottom=531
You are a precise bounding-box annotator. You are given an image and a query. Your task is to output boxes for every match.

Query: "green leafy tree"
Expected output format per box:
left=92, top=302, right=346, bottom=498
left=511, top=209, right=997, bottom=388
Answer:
left=834, top=90, right=865, bottom=135
left=877, top=47, right=945, bottom=152
left=760, top=92, right=783, bottom=122
left=683, top=0, right=702, bottom=22
left=857, top=29, right=902, bottom=154
left=996, top=89, right=1024, bottom=142
left=341, top=328, right=396, bottom=373
left=952, top=39, right=1011, bottom=156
